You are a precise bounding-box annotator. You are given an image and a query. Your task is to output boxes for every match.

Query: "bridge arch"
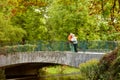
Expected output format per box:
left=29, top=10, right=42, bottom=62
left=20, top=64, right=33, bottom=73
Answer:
left=4, top=62, right=62, bottom=79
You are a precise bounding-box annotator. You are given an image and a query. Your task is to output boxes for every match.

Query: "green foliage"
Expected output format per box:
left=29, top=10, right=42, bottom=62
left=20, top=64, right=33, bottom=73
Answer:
left=0, top=44, right=36, bottom=53
left=0, top=13, right=26, bottom=42
left=0, top=69, right=5, bottom=80
left=94, top=47, right=120, bottom=80
left=11, top=6, right=47, bottom=41
left=47, top=0, right=92, bottom=41
left=1, top=0, right=119, bottom=42
left=38, top=65, right=81, bottom=80
left=79, top=59, right=99, bottom=80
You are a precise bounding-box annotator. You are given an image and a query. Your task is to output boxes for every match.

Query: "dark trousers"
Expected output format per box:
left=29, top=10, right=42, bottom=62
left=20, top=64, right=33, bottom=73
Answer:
left=73, top=44, right=78, bottom=52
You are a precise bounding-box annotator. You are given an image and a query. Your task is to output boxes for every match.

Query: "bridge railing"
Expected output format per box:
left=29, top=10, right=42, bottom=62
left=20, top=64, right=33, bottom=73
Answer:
left=0, top=41, right=119, bottom=53
left=78, top=41, right=119, bottom=52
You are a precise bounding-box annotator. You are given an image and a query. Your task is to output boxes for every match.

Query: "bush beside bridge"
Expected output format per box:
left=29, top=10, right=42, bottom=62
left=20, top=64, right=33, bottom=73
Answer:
left=0, top=44, right=36, bottom=54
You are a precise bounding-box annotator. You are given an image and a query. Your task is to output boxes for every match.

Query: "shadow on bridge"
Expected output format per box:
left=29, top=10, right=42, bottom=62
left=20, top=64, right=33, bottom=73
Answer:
left=5, top=62, right=61, bottom=80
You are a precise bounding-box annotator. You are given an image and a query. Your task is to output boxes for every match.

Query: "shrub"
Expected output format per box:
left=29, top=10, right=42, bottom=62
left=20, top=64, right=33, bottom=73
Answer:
left=96, top=46, right=120, bottom=80
left=0, top=44, right=37, bottom=53
left=0, top=69, right=5, bottom=80
left=79, top=59, right=99, bottom=80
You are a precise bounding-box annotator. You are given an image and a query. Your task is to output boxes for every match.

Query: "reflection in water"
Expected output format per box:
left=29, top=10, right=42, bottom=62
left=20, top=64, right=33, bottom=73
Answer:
left=38, top=65, right=81, bottom=80
left=6, top=66, right=81, bottom=80
left=39, top=72, right=81, bottom=80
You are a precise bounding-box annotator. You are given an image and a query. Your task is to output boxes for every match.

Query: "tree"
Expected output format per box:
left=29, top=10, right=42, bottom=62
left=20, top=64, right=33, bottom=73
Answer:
left=46, top=0, right=104, bottom=41
left=1, top=0, right=119, bottom=42
left=0, top=0, right=26, bottom=43
left=0, top=12, right=26, bottom=42
left=89, top=0, right=120, bottom=40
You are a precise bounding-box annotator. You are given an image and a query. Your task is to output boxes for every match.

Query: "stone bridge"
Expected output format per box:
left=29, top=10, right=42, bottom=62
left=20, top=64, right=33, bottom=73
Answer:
left=0, top=51, right=105, bottom=80
left=0, top=51, right=105, bottom=68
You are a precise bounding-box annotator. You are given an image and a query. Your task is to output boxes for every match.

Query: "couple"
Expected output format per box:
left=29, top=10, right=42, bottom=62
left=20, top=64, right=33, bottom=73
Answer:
left=68, top=33, right=78, bottom=52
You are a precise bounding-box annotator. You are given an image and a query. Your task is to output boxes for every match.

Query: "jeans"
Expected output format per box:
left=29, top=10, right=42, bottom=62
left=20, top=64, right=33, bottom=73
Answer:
left=73, top=44, right=78, bottom=52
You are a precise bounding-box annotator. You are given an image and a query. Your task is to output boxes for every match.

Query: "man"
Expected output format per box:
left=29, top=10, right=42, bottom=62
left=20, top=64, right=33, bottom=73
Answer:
left=71, top=34, right=78, bottom=52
